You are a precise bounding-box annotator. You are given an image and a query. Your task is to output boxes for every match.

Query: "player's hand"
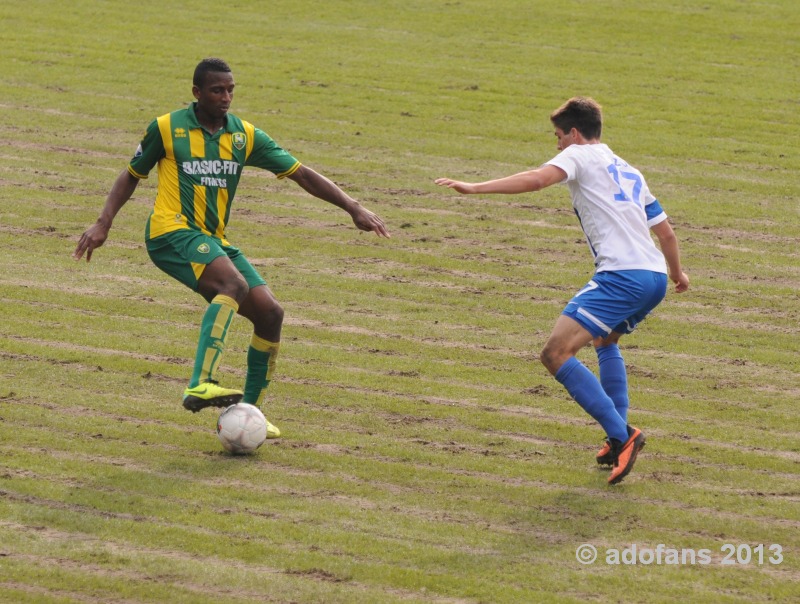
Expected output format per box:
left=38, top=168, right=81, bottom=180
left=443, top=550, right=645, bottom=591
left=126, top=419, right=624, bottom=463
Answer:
left=351, top=206, right=390, bottom=238
left=672, top=271, right=690, bottom=293
left=434, top=178, right=477, bottom=195
left=73, top=222, right=110, bottom=262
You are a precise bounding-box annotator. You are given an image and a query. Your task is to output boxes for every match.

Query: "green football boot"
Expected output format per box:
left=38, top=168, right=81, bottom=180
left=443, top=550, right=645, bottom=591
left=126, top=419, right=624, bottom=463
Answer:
left=183, top=382, right=243, bottom=413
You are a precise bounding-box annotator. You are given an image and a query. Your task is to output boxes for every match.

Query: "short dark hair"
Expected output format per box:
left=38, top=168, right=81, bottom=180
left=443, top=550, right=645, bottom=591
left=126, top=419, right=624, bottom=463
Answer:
left=193, top=58, right=232, bottom=88
left=550, top=96, right=603, bottom=140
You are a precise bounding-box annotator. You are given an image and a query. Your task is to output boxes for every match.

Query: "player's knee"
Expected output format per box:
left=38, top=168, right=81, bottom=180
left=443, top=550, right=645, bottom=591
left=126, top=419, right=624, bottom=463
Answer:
left=539, top=345, right=556, bottom=372
left=213, top=273, right=249, bottom=305
left=267, top=300, right=284, bottom=326
left=249, top=301, right=283, bottom=340
left=540, top=343, right=570, bottom=375
left=229, top=275, right=250, bottom=304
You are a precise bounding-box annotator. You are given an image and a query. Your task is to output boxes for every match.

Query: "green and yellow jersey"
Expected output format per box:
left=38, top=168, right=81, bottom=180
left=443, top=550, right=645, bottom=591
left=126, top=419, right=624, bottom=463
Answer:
left=129, top=102, right=301, bottom=244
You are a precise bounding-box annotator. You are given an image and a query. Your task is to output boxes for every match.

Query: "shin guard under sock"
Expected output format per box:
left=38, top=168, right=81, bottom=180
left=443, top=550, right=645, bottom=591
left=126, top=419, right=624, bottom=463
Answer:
left=597, top=344, right=629, bottom=423
left=555, top=356, right=628, bottom=443
left=189, top=295, right=238, bottom=388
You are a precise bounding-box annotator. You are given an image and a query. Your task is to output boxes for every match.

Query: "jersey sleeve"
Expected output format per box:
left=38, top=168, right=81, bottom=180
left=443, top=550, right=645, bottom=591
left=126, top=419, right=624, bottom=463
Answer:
left=639, top=176, right=667, bottom=226
left=545, top=147, right=579, bottom=182
left=645, top=198, right=668, bottom=227
left=128, top=119, right=164, bottom=179
left=246, top=128, right=301, bottom=178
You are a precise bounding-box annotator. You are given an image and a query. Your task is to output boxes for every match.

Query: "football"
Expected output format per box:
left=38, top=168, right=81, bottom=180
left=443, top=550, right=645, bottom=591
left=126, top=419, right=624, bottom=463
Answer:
left=216, top=403, right=268, bottom=454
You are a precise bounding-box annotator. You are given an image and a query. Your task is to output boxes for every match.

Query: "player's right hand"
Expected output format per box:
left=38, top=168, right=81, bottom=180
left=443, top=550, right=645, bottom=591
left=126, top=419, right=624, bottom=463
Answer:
left=672, top=271, right=690, bottom=293
left=73, top=222, right=110, bottom=262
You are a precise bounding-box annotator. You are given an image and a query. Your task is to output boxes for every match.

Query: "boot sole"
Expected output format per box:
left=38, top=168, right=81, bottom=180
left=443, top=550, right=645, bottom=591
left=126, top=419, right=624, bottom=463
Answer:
left=598, top=440, right=645, bottom=466
left=608, top=435, right=646, bottom=485
left=183, top=393, right=243, bottom=413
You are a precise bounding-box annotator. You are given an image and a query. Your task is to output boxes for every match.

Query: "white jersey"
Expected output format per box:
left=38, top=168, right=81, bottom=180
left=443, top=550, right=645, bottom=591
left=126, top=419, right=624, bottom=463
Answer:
left=547, top=143, right=668, bottom=274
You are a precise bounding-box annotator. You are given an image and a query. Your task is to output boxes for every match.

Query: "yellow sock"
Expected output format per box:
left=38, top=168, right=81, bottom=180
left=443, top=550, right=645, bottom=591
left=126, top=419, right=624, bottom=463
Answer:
left=189, top=295, right=239, bottom=387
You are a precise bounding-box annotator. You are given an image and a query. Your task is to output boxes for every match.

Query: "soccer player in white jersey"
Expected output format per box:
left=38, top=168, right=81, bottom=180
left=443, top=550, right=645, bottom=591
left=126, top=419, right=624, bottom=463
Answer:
left=435, top=97, right=689, bottom=485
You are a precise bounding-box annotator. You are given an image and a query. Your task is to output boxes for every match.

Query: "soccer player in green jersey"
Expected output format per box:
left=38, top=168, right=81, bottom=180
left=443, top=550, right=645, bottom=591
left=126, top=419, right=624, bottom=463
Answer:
left=74, top=58, right=390, bottom=438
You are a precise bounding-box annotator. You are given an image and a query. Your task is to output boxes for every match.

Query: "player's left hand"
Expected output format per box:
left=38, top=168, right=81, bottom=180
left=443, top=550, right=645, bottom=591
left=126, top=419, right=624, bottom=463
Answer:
left=351, top=206, right=390, bottom=237
left=434, top=178, right=477, bottom=195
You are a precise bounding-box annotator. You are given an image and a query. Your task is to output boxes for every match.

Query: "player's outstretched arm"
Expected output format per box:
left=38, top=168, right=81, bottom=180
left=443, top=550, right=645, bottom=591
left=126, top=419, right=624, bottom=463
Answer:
left=435, top=165, right=565, bottom=195
left=651, top=220, right=689, bottom=293
left=287, top=165, right=390, bottom=237
left=73, top=169, right=139, bottom=262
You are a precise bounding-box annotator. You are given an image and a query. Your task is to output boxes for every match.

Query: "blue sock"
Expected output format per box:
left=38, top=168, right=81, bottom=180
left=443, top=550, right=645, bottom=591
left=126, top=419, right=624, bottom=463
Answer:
left=555, top=356, right=629, bottom=442
left=597, top=344, right=629, bottom=423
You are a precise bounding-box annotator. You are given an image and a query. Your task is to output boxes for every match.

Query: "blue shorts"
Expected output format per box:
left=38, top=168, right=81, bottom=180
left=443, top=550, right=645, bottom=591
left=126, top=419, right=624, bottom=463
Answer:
left=562, top=270, right=667, bottom=338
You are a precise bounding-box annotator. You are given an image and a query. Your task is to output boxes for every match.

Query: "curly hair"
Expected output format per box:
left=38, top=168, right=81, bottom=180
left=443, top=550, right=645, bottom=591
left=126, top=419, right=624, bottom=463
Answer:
left=193, top=58, right=232, bottom=88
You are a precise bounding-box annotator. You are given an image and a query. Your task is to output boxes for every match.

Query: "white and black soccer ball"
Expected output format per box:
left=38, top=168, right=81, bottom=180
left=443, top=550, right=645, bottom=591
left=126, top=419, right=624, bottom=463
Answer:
left=216, top=403, right=268, bottom=454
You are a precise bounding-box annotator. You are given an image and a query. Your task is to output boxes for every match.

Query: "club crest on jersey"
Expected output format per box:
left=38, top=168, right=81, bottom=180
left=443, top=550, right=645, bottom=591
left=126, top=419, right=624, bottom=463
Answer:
left=197, top=243, right=210, bottom=254
left=232, top=132, right=246, bottom=150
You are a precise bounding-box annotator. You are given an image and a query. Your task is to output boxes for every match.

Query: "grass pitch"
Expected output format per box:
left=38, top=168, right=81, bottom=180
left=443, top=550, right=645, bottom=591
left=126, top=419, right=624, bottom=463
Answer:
left=1, top=1, right=798, bottom=602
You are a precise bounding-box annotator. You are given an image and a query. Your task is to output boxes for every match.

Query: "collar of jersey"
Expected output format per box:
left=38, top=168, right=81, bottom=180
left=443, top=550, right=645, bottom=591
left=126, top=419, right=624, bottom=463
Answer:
left=187, top=102, right=230, bottom=135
